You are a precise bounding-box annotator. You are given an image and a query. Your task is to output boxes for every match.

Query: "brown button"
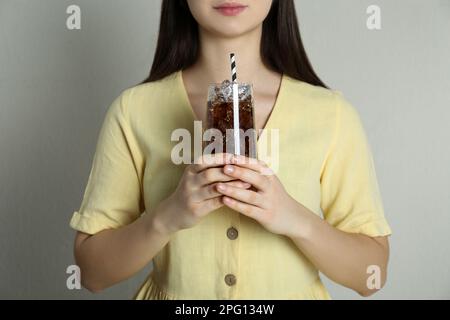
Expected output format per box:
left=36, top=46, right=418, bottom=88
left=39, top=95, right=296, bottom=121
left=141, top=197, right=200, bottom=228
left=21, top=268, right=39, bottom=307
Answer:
left=224, top=274, right=237, bottom=286
left=227, top=227, right=238, bottom=240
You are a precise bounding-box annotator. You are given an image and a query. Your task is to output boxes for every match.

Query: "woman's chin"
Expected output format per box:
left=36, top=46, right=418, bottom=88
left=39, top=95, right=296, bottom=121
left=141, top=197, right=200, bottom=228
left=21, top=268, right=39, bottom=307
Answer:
left=206, top=24, right=258, bottom=39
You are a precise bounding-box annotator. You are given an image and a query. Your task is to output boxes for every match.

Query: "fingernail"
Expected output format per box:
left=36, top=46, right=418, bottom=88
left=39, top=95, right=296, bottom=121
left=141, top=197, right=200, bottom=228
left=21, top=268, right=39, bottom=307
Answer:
left=224, top=197, right=233, bottom=203
left=217, top=184, right=226, bottom=191
left=225, top=166, right=234, bottom=173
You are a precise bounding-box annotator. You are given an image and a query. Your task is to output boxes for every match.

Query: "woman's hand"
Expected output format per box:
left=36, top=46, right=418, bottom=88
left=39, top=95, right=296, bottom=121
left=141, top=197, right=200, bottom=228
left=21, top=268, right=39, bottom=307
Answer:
left=216, top=154, right=306, bottom=238
left=151, top=153, right=252, bottom=235
left=217, top=155, right=391, bottom=297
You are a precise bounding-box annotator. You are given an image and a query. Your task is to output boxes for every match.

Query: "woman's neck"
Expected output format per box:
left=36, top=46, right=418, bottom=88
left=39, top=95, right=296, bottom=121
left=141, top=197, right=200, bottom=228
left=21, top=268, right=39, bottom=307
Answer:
left=190, top=26, right=270, bottom=84
left=182, top=26, right=283, bottom=130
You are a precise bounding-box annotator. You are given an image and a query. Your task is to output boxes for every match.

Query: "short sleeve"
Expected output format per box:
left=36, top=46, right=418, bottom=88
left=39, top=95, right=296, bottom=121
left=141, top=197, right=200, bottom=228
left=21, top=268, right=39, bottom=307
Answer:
left=70, top=89, right=145, bottom=235
left=320, top=92, right=392, bottom=237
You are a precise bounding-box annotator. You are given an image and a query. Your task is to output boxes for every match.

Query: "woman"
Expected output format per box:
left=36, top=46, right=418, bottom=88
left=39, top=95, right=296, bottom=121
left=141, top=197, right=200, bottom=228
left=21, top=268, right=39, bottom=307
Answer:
left=70, top=0, right=392, bottom=299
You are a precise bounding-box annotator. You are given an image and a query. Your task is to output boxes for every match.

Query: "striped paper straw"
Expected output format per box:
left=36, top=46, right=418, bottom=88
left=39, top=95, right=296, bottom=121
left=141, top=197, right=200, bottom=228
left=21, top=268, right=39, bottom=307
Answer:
left=230, top=53, right=237, bottom=83
left=230, top=53, right=240, bottom=155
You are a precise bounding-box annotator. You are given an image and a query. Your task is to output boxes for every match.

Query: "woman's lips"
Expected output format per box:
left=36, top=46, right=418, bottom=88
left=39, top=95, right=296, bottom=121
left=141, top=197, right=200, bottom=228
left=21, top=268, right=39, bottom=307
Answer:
left=214, top=3, right=248, bottom=16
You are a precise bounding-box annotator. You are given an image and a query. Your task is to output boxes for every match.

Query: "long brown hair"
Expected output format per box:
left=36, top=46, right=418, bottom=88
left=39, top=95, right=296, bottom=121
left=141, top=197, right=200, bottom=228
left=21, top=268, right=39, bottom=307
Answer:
left=142, top=0, right=327, bottom=88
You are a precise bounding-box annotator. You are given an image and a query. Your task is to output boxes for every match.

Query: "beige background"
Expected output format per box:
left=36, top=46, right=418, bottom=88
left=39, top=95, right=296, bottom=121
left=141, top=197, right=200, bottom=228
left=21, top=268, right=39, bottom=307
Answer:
left=0, top=0, right=449, bottom=299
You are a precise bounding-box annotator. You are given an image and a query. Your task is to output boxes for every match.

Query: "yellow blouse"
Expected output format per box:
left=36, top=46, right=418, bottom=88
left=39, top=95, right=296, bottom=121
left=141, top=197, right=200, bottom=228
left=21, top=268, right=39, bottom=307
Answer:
left=70, top=71, right=392, bottom=299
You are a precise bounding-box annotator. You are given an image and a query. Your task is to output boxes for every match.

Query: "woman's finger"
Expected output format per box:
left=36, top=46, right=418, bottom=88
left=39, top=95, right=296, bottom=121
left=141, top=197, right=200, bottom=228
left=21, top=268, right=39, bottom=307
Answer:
left=223, top=165, right=269, bottom=191
left=197, top=196, right=224, bottom=217
left=191, top=153, right=234, bottom=173
left=194, top=181, right=251, bottom=202
left=231, top=154, right=274, bottom=176
left=226, top=180, right=252, bottom=189
left=217, top=183, right=264, bottom=208
left=193, top=183, right=220, bottom=202
left=222, top=196, right=264, bottom=220
left=196, top=167, right=239, bottom=186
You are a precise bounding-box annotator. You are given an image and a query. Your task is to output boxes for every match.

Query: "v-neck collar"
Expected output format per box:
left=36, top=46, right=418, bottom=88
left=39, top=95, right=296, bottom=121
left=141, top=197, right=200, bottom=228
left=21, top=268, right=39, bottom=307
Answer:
left=177, top=69, right=286, bottom=144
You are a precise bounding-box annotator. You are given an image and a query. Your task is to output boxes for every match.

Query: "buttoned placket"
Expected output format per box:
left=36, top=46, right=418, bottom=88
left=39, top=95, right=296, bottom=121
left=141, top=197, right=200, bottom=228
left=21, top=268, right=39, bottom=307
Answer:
left=223, top=208, right=241, bottom=299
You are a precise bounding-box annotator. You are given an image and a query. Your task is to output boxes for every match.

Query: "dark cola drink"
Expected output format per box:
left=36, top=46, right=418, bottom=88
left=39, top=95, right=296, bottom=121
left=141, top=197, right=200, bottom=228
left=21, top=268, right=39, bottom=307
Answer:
left=203, top=81, right=257, bottom=158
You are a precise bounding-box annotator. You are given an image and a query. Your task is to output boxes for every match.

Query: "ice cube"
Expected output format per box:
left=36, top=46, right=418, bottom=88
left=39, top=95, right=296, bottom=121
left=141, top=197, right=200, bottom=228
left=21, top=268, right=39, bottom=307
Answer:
left=238, top=86, right=250, bottom=100
left=221, top=79, right=231, bottom=87
left=214, top=85, right=221, bottom=97
left=220, top=80, right=232, bottom=100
